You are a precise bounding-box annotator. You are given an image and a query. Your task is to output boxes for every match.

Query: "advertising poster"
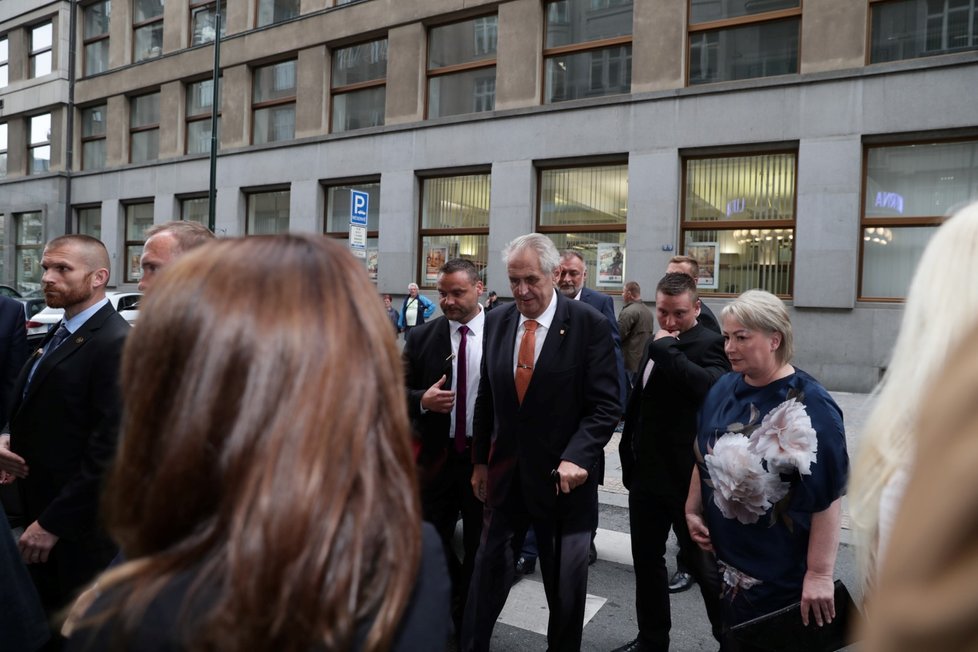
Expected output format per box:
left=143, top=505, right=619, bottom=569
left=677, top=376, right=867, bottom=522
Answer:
left=366, top=248, right=379, bottom=282
left=687, top=242, right=719, bottom=289
left=596, top=243, right=624, bottom=287
left=425, top=245, right=448, bottom=283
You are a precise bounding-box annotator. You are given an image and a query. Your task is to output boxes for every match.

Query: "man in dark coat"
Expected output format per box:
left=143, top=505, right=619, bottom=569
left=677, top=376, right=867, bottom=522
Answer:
left=614, top=272, right=729, bottom=652
left=462, top=234, right=621, bottom=652
left=0, top=235, right=129, bottom=629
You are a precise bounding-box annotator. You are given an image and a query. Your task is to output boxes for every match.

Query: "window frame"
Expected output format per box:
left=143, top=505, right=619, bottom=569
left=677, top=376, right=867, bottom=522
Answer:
left=425, top=14, right=498, bottom=119
left=416, top=169, right=491, bottom=288
left=323, top=176, right=381, bottom=240
left=132, top=0, right=164, bottom=62
left=255, top=0, right=301, bottom=28
left=82, top=0, right=111, bottom=76
left=129, top=91, right=161, bottom=163
left=686, top=2, right=802, bottom=86
left=14, top=212, right=45, bottom=294
left=679, top=148, right=799, bottom=298
left=75, top=204, right=102, bottom=239
left=179, top=194, right=210, bottom=223
left=245, top=186, right=291, bottom=234
left=124, top=201, right=154, bottom=283
left=251, top=59, right=297, bottom=144
left=186, top=77, right=221, bottom=155
left=28, top=113, right=52, bottom=175
left=541, top=0, right=634, bottom=104
left=190, top=0, right=227, bottom=47
left=536, top=158, right=629, bottom=295
left=329, top=38, right=388, bottom=133
left=0, top=36, right=8, bottom=88
left=857, top=134, right=974, bottom=302
left=0, top=122, right=7, bottom=178
left=81, top=103, right=107, bottom=170
left=868, top=0, right=978, bottom=64
left=30, top=21, right=54, bottom=78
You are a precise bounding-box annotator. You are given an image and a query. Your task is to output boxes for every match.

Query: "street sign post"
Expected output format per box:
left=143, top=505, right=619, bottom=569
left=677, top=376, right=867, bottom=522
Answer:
left=349, top=189, right=369, bottom=259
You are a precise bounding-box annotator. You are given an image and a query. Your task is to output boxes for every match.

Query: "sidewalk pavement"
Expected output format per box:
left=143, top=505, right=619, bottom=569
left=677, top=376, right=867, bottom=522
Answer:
left=600, top=391, right=874, bottom=545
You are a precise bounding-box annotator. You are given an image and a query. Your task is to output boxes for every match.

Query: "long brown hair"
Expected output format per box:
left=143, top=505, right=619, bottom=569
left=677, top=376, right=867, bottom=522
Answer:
left=96, top=235, right=420, bottom=651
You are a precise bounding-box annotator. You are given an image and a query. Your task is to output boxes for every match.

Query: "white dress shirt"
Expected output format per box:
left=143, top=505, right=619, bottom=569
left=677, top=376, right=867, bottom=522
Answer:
left=448, top=307, right=485, bottom=440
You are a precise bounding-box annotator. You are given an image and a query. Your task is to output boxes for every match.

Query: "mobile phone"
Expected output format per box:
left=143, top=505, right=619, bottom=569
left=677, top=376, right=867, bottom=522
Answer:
left=442, top=353, right=455, bottom=388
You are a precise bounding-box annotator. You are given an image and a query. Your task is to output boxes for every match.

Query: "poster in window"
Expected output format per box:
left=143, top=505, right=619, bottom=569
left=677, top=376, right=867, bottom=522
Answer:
left=425, top=245, right=448, bottom=283
left=366, top=247, right=379, bottom=282
left=596, top=243, right=624, bottom=287
left=130, top=252, right=142, bottom=280
left=687, top=242, right=719, bottom=290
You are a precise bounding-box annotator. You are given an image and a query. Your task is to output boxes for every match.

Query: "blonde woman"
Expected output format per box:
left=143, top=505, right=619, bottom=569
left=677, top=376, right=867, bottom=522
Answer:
left=849, top=201, right=978, bottom=581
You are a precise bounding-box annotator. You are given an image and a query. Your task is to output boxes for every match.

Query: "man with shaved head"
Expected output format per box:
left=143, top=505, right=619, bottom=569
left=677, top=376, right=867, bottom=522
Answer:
left=138, top=220, right=216, bottom=293
left=0, top=235, right=130, bottom=637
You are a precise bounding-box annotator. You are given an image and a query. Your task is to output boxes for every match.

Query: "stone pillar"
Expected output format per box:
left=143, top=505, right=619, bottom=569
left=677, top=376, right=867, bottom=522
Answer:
left=632, top=0, right=686, bottom=92
left=385, top=23, right=425, bottom=125
left=296, top=45, right=327, bottom=138
left=801, top=0, right=867, bottom=74
left=495, top=0, right=542, bottom=110
left=377, top=169, right=418, bottom=292
left=158, top=81, right=183, bottom=159
left=105, top=95, right=127, bottom=167
left=220, top=64, right=250, bottom=149
left=487, top=160, right=535, bottom=296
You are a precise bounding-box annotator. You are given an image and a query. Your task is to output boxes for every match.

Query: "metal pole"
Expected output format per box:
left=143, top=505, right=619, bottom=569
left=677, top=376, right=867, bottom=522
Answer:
left=64, top=0, right=78, bottom=234
left=207, top=1, right=222, bottom=233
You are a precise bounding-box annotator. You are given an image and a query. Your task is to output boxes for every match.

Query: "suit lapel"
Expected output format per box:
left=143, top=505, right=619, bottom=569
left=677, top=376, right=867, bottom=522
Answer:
left=496, top=305, right=520, bottom=406
left=521, top=295, right=570, bottom=406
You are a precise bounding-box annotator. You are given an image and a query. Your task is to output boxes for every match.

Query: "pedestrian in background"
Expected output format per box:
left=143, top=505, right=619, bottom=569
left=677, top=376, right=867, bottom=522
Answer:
left=484, top=290, right=499, bottom=311
left=850, top=201, right=978, bottom=580
left=399, top=282, right=436, bottom=337
left=67, top=235, right=450, bottom=652
left=617, top=281, right=654, bottom=391
left=383, top=294, right=400, bottom=334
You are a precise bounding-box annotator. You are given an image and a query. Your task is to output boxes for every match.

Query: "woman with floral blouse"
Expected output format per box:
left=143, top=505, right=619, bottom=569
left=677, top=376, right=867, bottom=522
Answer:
left=685, top=290, right=849, bottom=639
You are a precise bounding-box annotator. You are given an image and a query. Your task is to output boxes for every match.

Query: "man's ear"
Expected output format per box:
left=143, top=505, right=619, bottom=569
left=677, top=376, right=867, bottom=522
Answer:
left=91, top=268, right=110, bottom=288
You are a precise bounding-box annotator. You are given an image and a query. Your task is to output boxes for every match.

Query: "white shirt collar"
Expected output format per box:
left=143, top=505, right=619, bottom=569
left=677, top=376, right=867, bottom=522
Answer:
left=519, top=286, right=558, bottom=331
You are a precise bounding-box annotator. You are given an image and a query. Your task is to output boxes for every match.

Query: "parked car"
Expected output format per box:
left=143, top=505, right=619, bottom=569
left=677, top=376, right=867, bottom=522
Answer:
left=26, top=292, right=141, bottom=347
left=0, top=285, right=22, bottom=298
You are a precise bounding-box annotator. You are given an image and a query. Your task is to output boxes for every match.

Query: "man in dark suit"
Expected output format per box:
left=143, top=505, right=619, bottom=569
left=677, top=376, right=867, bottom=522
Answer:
left=666, top=255, right=720, bottom=334
left=0, top=235, right=129, bottom=626
left=403, top=258, right=486, bottom=635
left=614, top=273, right=729, bottom=652
left=462, top=234, right=621, bottom=652
left=0, top=295, right=28, bottom=446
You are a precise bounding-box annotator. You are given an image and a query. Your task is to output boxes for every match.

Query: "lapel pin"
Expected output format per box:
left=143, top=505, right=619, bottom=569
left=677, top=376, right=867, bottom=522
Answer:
left=75, top=336, right=85, bottom=344
left=560, top=329, right=566, bottom=335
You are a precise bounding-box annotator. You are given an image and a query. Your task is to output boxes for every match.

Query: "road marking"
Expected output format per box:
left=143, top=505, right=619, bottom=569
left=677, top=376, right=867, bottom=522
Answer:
left=498, top=578, right=607, bottom=635
left=595, top=527, right=633, bottom=566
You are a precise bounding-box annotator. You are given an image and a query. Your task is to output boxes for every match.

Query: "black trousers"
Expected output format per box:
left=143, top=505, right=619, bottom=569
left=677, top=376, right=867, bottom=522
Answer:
left=421, top=447, right=483, bottom=628
left=628, top=488, right=725, bottom=650
left=462, top=506, right=592, bottom=652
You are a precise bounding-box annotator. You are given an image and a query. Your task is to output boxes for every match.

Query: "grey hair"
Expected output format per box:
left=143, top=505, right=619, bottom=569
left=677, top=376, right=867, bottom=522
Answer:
left=721, top=289, right=794, bottom=365
left=502, top=234, right=561, bottom=276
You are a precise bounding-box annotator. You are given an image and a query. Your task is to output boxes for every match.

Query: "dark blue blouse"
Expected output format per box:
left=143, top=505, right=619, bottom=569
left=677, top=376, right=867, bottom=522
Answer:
left=695, top=369, right=849, bottom=624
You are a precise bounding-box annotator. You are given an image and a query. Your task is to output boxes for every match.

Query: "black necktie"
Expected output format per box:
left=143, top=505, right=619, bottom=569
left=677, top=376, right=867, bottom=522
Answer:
left=25, top=323, right=70, bottom=395
left=454, top=325, right=469, bottom=453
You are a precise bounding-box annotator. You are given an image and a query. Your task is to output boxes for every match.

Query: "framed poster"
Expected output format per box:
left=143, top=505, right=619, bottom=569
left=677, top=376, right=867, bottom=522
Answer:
left=425, top=245, right=448, bottom=283
left=596, top=243, right=624, bottom=287
left=366, top=248, right=379, bottom=282
left=687, top=242, right=719, bottom=289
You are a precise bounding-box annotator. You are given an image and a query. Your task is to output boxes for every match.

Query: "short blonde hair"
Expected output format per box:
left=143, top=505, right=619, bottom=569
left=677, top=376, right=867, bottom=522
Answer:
left=721, top=289, right=794, bottom=365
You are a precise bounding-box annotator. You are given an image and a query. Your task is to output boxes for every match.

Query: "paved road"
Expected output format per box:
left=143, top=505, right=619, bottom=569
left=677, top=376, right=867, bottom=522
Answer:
left=467, top=390, right=871, bottom=651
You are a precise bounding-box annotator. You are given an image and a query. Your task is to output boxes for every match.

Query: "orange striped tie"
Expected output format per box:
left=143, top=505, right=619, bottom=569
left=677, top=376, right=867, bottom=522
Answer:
left=515, top=320, right=538, bottom=404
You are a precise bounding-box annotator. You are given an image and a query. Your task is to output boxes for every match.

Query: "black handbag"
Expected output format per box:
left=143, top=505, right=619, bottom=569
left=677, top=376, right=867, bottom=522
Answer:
left=729, top=580, right=859, bottom=652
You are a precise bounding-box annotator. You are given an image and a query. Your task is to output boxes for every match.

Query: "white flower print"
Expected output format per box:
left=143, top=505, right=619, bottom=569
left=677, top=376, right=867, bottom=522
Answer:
left=706, top=434, right=790, bottom=525
left=748, top=397, right=819, bottom=476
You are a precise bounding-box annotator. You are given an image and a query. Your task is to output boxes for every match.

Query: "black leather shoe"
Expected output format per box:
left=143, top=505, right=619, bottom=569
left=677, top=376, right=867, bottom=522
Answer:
left=610, top=638, right=650, bottom=652
left=515, top=555, right=536, bottom=576
left=668, top=570, right=694, bottom=593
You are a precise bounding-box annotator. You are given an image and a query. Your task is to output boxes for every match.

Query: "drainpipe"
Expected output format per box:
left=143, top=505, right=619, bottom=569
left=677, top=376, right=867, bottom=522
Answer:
left=207, top=1, right=222, bottom=233
left=64, top=0, right=78, bottom=234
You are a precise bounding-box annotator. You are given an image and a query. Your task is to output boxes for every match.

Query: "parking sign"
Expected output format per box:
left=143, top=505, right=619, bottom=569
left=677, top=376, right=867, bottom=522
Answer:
left=350, top=190, right=369, bottom=226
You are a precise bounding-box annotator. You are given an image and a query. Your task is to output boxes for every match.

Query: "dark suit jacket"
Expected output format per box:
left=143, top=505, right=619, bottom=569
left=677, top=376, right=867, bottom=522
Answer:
left=698, top=301, right=721, bottom=334
left=472, top=294, right=621, bottom=529
left=403, top=316, right=458, bottom=481
left=579, top=287, right=626, bottom=404
left=619, top=322, right=728, bottom=496
left=0, top=296, right=28, bottom=428
left=7, top=302, right=129, bottom=548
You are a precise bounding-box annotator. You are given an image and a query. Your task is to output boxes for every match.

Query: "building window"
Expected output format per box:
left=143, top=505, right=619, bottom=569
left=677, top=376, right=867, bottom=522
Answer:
left=30, top=22, right=53, bottom=78
left=688, top=0, right=800, bottom=85
left=180, top=196, right=210, bottom=223
left=427, top=16, right=497, bottom=119
left=870, top=0, right=978, bottom=63
left=191, top=0, right=226, bottom=46
left=257, top=0, right=300, bottom=27
left=419, top=173, right=490, bottom=287
left=325, top=180, right=381, bottom=280
left=0, top=37, right=7, bottom=87
left=0, top=124, right=7, bottom=178
left=29, top=114, right=52, bottom=175
left=860, top=139, right=978, bottom=299
left=543, top=0, right=633, bottom=103
left=247, top=189, right=290, bottom=234
left=76, top=206, right=102, bottom=239
left=125, top=203, right=154, bottom=282
left=538, top=163, right=627, bottom=292
left=81, top=105, right=107, bottom=170
left=253, top=60, right=296, bottom=144
left=331, top=39, right=387, bottom=133
left=130, top=92, right=160, bottom=163
left=187, top=78, right=221, bottom=154
left=133, top=0, right=164, bottom=62
left=83, top=1, right=111, bottom=76
left=15, top=213, right=44, bottom=293
left=681, top=151, right=797, bottom=296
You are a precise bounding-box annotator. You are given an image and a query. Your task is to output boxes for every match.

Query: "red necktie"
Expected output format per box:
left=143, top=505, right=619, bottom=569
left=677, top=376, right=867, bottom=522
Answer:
left=454, top=325, right=469, bottom=453
left=515, top=320, right=538, bottom=404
